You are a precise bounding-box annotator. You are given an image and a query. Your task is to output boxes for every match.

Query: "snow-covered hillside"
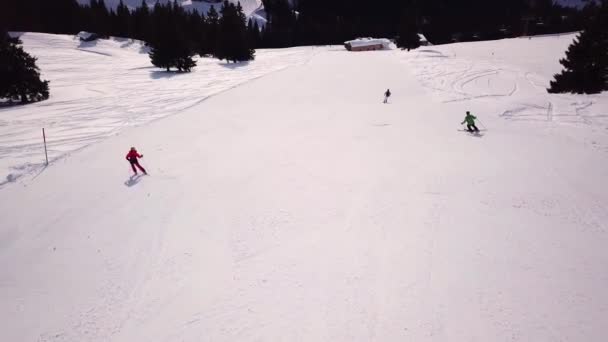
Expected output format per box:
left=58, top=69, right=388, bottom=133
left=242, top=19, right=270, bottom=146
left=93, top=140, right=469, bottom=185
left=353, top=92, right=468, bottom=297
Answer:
left=406, top=34, right=608, bottom=132
left=1, top=33, right=607, bottom=341
left=0, top=33, right=317, bottom=186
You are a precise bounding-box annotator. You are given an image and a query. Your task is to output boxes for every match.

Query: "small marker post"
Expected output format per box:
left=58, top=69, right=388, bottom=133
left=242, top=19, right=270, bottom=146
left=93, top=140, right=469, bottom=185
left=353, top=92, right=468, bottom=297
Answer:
left=43, top=128, right=48, bottom=166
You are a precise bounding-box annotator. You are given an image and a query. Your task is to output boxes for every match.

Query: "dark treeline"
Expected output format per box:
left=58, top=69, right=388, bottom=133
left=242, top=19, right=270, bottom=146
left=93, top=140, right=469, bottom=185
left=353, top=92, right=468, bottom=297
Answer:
left=3, top=0, right=256, bottom=64
left=272, top=0, right=594, bottom=47
left=2, top=0, right=599, bottom=50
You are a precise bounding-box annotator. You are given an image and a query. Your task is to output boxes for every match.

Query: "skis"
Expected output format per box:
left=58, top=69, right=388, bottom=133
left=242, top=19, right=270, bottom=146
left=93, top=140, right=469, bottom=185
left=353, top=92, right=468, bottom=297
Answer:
left=458, top=129, right=484, bottom=137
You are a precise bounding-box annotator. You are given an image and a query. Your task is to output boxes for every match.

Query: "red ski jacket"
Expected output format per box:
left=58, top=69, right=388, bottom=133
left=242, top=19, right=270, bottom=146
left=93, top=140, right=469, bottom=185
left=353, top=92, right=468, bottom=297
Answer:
left=126, top=150, right=142, bottom=161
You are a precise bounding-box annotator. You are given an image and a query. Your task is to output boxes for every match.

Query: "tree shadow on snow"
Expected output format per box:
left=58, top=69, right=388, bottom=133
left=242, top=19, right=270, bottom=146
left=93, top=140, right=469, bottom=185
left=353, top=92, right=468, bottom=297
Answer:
left=130, top=66, right=156, bottom=71
left=116, top=38, right=137, bottom=49
left=138, top=44, right=151, bottom=54
left=0, top=101, right=23, bottom=109
left=219, top=61, right=250, bottom=69
left=124, top=174, right=143, bottom=187
left=149, top=70, right=184, bottom=79
left=78, top=39, right=100, bottom=49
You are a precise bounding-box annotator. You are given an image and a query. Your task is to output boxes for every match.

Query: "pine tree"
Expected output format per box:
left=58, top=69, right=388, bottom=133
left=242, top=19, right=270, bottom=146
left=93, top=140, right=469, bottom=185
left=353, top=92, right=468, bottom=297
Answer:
left=149, top=43, right=174, bottom=72
left=175, top=50, right=197, bottom=72
left=0, top=32, right=50, bottom=103
left=247, top=18, right=262, bottom=49
left=205, top=5, right=220, bottom=56
left=247, top=18, right=255, bottom=45
left=216, top=1, right=255, bottom=63
left=148, top=2, right=196, bottom=72
left=548, top=0, right=608, bottom=94
left=90, top=0, right=111, bottom=36
left=396, top=6, right=421, bottom=51
left=115, top=0, right=131, bottom=37
left=132, top=0, right=151, bottom=41
left=262, top=0, right=296, bottom=48
left=39, top=0, right=81, bottom=34
left=235, top=2, right=255, bottom=61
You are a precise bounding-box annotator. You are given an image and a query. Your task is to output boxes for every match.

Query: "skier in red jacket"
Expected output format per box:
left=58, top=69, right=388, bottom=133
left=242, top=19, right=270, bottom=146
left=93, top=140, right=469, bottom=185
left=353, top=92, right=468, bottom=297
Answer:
left=126, top=147, right=147, bottom=175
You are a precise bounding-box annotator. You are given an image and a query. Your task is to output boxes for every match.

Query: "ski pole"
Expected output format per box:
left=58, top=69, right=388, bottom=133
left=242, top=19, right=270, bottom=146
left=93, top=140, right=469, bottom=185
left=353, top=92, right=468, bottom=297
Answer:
left=476, top=119, right=487, bottom=130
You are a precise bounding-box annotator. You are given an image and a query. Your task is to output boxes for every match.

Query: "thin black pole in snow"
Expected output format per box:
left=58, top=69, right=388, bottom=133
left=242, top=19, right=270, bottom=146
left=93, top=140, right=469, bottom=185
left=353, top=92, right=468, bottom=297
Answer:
left=42, top=128, right=48, bottom=166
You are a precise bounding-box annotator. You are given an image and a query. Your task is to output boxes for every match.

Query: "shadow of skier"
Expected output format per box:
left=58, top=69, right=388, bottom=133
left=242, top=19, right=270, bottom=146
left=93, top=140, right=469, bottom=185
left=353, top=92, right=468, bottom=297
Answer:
left=124, top=174, right=143, bottom=187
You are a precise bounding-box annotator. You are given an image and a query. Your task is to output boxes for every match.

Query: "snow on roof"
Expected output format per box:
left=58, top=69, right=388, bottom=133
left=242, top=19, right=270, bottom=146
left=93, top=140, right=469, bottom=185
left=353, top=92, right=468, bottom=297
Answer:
left=344, top=38, right=393, bottom=49
left=77, top=31, right=95, bottom=40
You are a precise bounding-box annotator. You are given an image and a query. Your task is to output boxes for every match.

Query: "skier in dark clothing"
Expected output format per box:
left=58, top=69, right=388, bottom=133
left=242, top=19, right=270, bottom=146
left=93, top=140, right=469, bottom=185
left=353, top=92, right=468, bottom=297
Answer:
left=461, top=111, right=479, bottom=132
left=126, top=147, right=147, bottom=175
left=383, top=89, right=391, bottom=103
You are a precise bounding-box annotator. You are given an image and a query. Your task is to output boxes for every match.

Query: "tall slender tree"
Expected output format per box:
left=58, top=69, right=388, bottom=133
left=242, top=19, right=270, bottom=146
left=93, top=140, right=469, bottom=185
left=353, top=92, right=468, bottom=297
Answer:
left=205, top=5, right=220, bottom=56
left=247, top=19, right=262, bottom=49
left=216, top=1, right=254, bottom=63
left=114, top=0, right=131, bottom=37
left=396, top=5, right=421, bottom=51
left=548, top=0, right=608, bottom=94
left=148, top=2, right=196, bottom=72
left=132, top=0, right=151, bottom=41
left=262, top=0, right=296, bottom=47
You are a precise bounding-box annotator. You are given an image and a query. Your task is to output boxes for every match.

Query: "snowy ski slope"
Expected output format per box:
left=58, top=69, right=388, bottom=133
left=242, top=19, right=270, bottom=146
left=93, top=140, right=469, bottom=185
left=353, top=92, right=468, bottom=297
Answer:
left=0, top=33, right=607, bottom=341
left=0, top=33, right=317, bottom=186
left=406, top=34, right=608, bottom=130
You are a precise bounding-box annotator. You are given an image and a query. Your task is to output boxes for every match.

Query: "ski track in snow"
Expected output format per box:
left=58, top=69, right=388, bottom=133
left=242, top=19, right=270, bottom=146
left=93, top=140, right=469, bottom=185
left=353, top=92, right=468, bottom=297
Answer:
left=0, top=33, right=319, bottom=187
left=404, top=34, right=608, bottom=150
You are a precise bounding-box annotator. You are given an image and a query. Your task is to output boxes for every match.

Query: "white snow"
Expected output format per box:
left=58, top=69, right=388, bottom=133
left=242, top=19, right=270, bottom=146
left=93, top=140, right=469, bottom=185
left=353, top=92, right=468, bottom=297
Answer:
left=345, top=38, right=394, bottom=50
left=76, top=31, right=95, bottom=40
left=0, top=32, right=317, bottom=186
left=1, top=32, right=608, bottom=342
left=404, top=33, right=608, bottom=149
left=418, top=33, right=431, bottom=45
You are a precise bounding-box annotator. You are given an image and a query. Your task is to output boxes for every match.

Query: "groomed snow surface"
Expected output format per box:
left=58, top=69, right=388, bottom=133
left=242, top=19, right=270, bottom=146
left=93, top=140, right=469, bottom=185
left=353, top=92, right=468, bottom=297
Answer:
left=1, top=32, right=607, bottom=341
left=0, top=33, right=318, bottom=185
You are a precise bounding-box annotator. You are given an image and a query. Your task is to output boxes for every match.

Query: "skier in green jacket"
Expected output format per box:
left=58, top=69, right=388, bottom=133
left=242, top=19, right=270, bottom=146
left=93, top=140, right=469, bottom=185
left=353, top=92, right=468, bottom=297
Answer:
left=461, top=111, right=479, bottom=132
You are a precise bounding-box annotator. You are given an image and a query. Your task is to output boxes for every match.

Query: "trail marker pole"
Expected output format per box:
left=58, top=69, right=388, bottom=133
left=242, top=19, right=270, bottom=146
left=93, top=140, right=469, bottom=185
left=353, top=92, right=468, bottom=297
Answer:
left=43, top=128, right=48, bottom=166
